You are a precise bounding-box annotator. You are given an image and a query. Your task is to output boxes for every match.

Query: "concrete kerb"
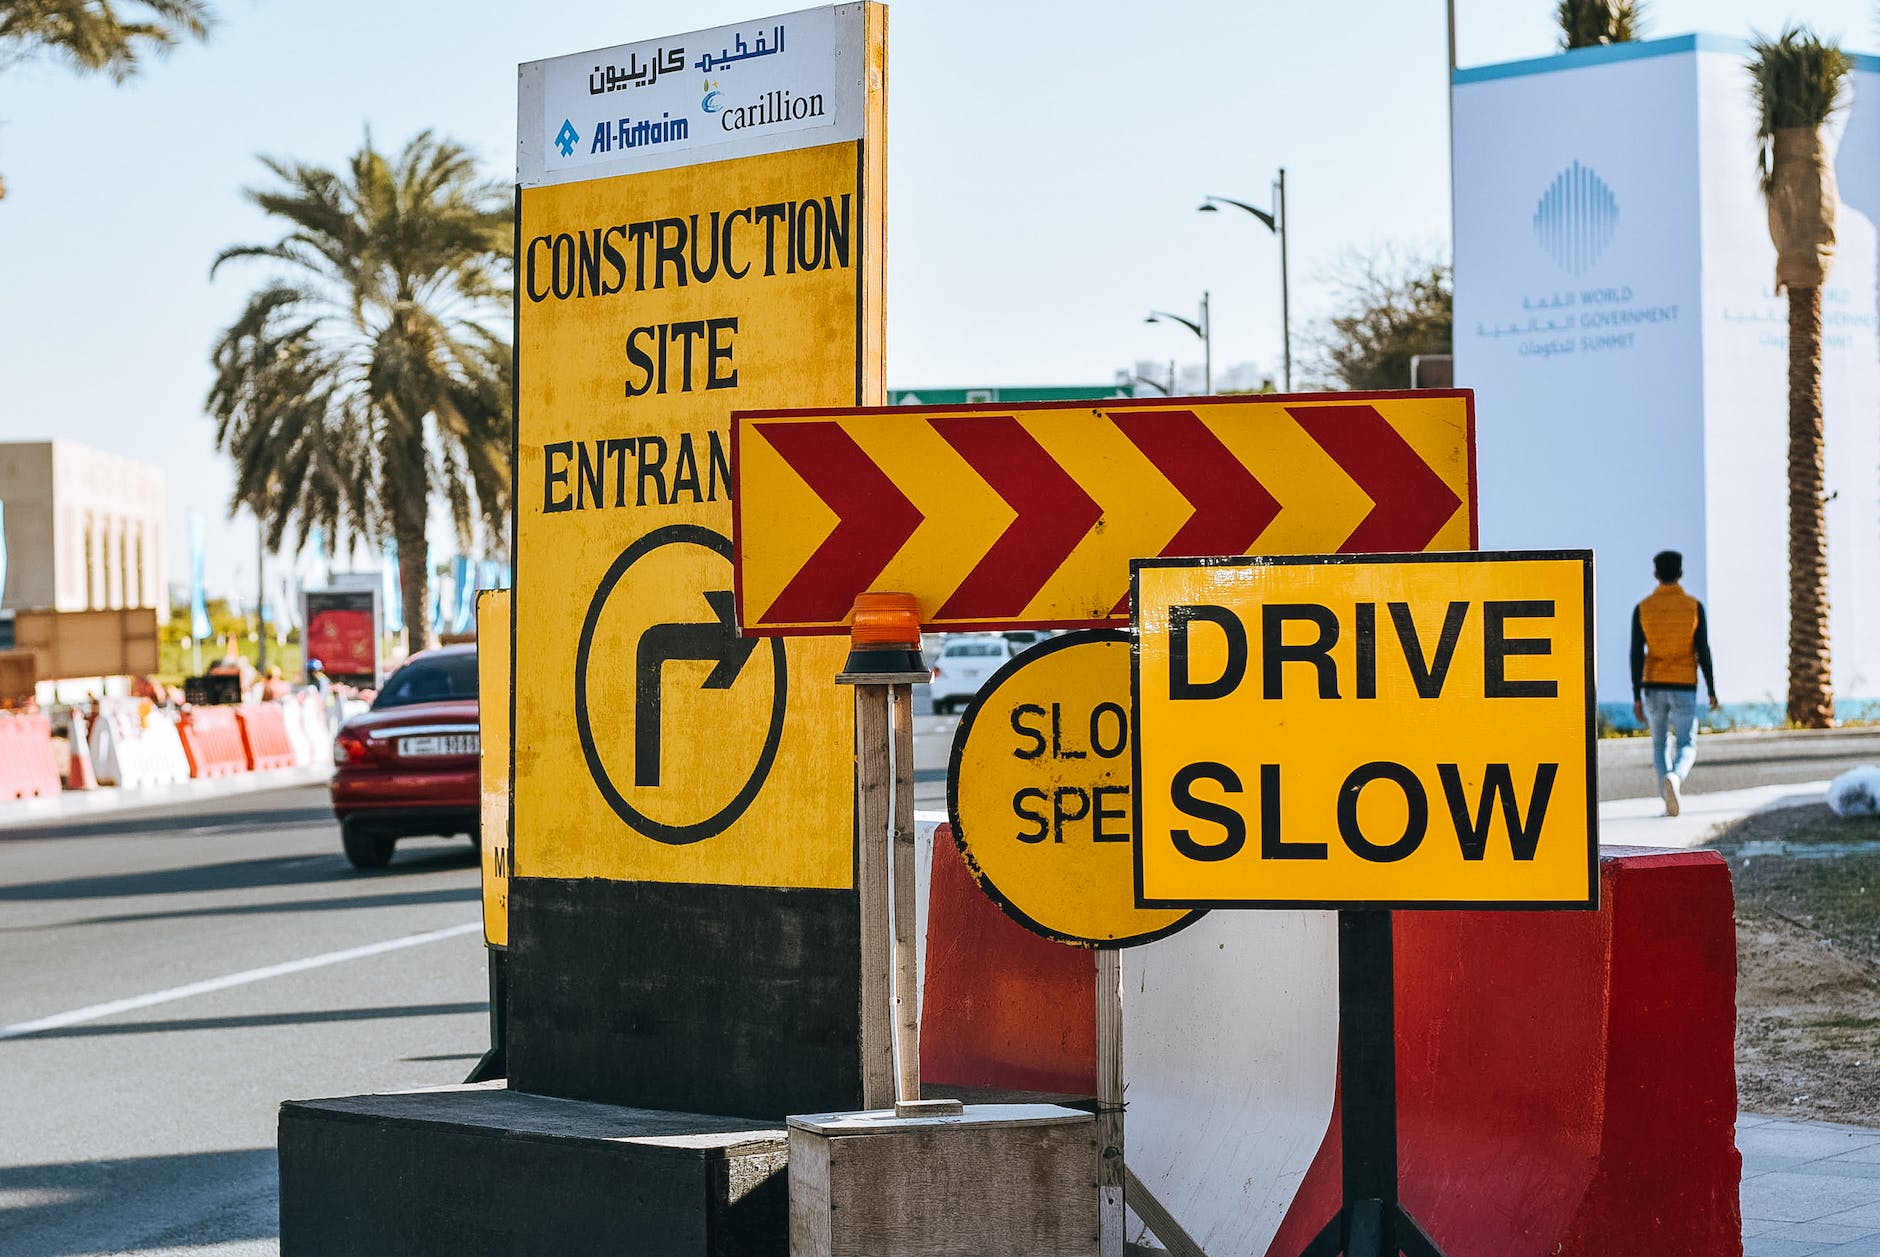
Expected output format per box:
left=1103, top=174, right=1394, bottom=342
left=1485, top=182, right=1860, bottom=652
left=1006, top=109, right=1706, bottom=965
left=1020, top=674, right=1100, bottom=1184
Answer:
left=0, top=762, right=333, bottom=831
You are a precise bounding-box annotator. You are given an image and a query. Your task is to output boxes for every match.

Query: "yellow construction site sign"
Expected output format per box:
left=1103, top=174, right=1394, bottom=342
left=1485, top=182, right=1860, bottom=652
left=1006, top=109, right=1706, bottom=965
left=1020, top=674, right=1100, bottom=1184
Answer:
left=948, top=631, right=1199, bottom=948
left=1132, top=551, right=1596, bottom=910
left=478, top=589, right=511, bottom=947
left=514, top=6, right=885, bottom=888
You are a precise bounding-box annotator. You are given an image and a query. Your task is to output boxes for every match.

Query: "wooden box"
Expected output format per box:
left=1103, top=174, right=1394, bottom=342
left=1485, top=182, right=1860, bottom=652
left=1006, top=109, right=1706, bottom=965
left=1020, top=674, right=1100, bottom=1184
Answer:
left=787, top=1104, right=1096, bottom=1257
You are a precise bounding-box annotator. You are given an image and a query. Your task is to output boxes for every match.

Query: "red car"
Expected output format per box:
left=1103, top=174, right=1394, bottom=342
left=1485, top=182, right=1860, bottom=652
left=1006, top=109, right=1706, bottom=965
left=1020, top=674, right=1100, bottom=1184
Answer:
left=330, top=645, right=480, bottom=869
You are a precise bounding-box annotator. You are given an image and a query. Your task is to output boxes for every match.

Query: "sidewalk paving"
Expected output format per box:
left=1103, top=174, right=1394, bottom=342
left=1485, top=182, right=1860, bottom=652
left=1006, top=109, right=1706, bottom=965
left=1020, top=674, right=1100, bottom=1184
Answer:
left=0, top=762, right=332, bottom=831
left=1600, top=778, right=1830, bottom=850
left=1741, top=1115, right=1880, bottom=1256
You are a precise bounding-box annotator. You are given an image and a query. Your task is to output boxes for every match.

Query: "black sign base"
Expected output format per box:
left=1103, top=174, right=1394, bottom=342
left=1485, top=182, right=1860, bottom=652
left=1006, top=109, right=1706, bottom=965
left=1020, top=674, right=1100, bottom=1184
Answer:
left=1294, top=910, right=1450, bottom=1257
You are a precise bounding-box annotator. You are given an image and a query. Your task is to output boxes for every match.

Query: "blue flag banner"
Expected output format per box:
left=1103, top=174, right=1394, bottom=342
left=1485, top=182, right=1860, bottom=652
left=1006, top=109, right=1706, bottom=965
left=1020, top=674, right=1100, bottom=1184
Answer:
left=189, top=514, right=211, bottom=641
left=429, top=554, right=447, bottom=635
left=305, top=525, right=329, bottom=590
left=382, top=539, right=405, bottom=635
left=451, top=556, right=476, bottom=635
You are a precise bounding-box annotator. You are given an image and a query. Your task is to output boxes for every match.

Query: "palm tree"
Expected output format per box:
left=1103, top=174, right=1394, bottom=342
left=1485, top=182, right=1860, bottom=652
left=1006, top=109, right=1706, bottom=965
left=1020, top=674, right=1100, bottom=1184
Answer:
left=1555, top=0, right=1644, bottom=50
left=0, top=0, right=212, bottom=198
left=0, top=0, right=210, bottom=78
left=208, top=131, right=512, bottom=649
left=1750, top=27, right=1850, bottom=729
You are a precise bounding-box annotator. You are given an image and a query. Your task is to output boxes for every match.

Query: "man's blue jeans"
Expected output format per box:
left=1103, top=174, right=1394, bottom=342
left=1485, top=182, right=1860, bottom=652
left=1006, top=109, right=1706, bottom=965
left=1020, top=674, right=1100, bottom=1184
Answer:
left=1643, top=688, right=1698, bottom=783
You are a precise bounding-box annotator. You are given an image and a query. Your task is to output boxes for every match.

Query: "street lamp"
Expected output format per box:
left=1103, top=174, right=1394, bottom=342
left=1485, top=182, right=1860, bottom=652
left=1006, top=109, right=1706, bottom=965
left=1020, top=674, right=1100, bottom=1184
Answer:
left=1118, top=359, right=1177, bottom=397
left=1200, top=167, right=1290, bottom=392
left=1145, top=292, right=1210, bottom=394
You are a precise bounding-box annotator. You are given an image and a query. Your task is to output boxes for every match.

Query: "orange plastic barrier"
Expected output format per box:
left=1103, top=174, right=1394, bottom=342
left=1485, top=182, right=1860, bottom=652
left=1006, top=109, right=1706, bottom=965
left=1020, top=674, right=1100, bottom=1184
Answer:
left=177, top=706, right=251, bottom=778
left=0, top=712, right=62, bottom=800
left=920, top=823, right=1097, bottom=1095
left=234, top=703, right=298, bottom=771
left=1266, top=850, right=1742, bottom=1257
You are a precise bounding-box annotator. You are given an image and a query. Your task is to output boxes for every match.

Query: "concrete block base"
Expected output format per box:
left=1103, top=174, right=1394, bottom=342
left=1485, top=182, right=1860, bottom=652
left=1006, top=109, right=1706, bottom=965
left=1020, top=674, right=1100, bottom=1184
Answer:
left=279, top=1083, right=788, bottom=1256
left=788, top=1104, right=1097, bottom=1257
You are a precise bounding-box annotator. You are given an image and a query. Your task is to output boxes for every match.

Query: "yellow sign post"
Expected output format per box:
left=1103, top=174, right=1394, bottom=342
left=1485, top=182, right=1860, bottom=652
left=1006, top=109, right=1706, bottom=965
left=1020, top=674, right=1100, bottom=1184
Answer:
left=478, top=589, right=512, bottom=948
left=1132, top=550, right=1597, bottom=910
left=948, top=631, right=1198, bottom=948
left=512, top=4, right=889, bottom=1116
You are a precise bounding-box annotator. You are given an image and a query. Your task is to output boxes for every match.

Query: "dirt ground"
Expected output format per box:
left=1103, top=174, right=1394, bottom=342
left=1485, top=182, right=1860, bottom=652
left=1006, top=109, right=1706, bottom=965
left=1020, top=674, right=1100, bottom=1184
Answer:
left=1715, top=803, right=1880, bottom=1124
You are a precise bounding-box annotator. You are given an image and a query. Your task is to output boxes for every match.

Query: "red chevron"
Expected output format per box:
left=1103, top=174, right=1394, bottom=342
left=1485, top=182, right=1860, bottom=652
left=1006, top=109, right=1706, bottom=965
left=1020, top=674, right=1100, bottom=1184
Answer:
left=1112, top=408, right=1282, bottom=557
left=1109, top=409, right=1283, bottom=614
left=931, top=415, right=1103, bottom=621
left=754, top=420, right=923, bottom=625
left=1288, top=404, right=1463, bottom=552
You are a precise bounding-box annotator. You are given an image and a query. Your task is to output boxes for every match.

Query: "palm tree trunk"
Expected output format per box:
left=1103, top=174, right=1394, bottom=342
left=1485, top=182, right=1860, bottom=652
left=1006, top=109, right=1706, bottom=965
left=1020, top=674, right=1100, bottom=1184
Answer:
left=1787, top=284, right=1833, bottom=727
left=395, top=518, right=434, bottom=653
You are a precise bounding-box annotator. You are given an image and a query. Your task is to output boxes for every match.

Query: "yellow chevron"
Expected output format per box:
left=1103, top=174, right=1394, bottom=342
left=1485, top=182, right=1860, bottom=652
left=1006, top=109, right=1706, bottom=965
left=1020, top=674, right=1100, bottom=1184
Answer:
left=842, top=412, right=1011, bottom=622
left=1019, top=409, right=1189, bottom=622
left=736, top=426, right=836, bottom=622
left=1201, top=402, right=1373, bottom=554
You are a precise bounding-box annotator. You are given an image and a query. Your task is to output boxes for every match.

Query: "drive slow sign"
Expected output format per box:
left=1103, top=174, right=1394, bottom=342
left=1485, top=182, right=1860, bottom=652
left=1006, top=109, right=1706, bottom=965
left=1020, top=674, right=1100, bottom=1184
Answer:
left=1131, top=551, right=1597, bottom=910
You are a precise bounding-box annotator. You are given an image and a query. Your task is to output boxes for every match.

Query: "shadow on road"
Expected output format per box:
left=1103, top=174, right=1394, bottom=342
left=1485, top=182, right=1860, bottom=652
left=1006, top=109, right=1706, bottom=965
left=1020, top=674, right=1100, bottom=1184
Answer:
left=3, top=1000, right=489, bottom=1042
left=53, top=884, right=480, bottom=928
left=0, top=1147, right=277, bottom=1257
left=0, top=847, right=479, bottom=905
left=0, top=806, right=337, bottom=843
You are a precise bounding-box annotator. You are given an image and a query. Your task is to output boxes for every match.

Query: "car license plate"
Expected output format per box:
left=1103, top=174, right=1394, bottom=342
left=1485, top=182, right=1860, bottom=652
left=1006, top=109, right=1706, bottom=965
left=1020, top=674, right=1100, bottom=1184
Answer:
left=399, top=734, right=478, bottom=757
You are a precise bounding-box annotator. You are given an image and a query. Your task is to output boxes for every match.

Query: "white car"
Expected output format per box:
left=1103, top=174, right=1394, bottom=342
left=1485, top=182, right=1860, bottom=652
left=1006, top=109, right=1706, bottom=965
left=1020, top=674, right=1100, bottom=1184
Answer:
left=927, top=635, right=1016, bottom=714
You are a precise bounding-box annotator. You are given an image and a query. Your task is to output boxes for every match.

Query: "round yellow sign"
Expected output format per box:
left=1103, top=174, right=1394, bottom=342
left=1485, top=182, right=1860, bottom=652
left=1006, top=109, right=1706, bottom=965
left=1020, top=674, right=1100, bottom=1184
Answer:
left=947, top=630, right=1202, bottom=948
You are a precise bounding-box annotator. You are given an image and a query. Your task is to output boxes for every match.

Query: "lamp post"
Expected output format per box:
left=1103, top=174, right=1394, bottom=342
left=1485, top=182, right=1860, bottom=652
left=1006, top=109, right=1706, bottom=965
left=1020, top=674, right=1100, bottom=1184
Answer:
left=1120, top=358, right=1177, bottom=397
left=1145, top=293, right=1210, bottom=394
left=1200, top=168, right=1290, bottom=392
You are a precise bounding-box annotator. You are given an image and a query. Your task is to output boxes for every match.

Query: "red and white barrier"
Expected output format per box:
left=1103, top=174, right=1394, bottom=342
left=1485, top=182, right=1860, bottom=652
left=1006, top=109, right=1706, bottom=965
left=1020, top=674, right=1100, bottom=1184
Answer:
left=919, top=831, right=1741, bottom=1255
left=233, top=702, right=298, bottom=771
left=291, top=691, right=334, bottom=767
left=0, top=712, right=62, bottom=800
left=1266, top=851, right=1741, bottom=1257
left=64, top=709, right=98, bottom=790
left=177, top=706, right=250, bottom=778
left=90, top=699, right=190, bottom=789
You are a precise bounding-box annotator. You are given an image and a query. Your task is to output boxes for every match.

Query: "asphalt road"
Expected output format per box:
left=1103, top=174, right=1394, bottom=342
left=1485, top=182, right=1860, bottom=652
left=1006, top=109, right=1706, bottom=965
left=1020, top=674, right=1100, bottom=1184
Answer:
left=0, top=785, right=488, bottom=1257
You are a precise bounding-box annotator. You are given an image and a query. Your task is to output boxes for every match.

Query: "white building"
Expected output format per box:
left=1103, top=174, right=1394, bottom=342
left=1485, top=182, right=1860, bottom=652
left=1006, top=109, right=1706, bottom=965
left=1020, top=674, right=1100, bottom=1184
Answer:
left=1455, top=34, right=1880, bottom=713
left=0, top=441, right=166, bottom=614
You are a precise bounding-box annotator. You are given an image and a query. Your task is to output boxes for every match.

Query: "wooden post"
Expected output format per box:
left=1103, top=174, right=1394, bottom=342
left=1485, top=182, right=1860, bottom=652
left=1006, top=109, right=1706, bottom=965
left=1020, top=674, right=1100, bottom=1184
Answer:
left=838, top=592, right=958, bottom=1120
left=1096, top=947, right=1124, bottom=1257
left=856, top=683, right=894, bottom=1110
left=890, top=680, right=921, bottom=1107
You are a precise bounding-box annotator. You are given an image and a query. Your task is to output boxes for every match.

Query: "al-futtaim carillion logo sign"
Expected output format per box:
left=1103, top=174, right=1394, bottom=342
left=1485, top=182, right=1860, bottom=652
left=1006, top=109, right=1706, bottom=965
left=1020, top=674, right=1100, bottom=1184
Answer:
left=534, top=7, right=841, bottom=173
left=1533, top=161, right=1619, bottom=276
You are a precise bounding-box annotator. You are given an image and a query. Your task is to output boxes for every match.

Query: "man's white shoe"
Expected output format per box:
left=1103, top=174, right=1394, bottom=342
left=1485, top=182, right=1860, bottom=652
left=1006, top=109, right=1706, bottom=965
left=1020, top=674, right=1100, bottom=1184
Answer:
left=1661, top=773, right=1682, bottom=817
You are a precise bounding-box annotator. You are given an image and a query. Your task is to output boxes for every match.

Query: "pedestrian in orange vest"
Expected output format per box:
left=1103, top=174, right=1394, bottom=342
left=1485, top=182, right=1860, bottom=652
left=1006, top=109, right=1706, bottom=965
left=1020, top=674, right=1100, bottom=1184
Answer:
left=1630, top=550, right=1719, bottom=817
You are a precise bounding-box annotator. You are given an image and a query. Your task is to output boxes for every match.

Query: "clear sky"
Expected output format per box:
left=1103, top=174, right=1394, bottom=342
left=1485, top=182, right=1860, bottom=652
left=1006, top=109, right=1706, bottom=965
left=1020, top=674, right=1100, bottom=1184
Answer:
left=0, top=0, right=1872, bottom=597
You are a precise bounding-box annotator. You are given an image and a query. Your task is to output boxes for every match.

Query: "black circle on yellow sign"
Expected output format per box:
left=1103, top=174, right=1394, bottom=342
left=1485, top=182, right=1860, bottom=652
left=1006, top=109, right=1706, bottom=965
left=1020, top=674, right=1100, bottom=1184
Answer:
left=574, top=524, right=786, bottom=845
left=947, top=629, right=1203, bottom=949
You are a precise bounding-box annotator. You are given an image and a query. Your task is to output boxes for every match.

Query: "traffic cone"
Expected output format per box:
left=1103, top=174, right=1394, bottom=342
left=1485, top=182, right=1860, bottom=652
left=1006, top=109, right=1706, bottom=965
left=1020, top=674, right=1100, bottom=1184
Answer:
left=65, top=709, right=98, bottom=790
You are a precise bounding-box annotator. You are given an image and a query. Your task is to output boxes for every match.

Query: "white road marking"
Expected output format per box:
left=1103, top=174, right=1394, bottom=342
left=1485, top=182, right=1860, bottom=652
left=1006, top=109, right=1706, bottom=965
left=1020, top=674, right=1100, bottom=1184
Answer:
left=0, top=920, right=481, bottom=1042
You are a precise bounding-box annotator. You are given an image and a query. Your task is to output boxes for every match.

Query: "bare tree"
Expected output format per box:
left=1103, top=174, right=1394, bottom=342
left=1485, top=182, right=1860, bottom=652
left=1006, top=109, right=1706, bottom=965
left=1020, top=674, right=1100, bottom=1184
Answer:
left=1303, top=247, right=1452, bottom=392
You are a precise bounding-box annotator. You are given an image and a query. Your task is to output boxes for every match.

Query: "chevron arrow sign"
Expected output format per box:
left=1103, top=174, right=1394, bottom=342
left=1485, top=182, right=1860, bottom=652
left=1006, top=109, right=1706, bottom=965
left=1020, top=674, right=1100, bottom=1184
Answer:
left=731, top=391, right=1477, bottom=635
